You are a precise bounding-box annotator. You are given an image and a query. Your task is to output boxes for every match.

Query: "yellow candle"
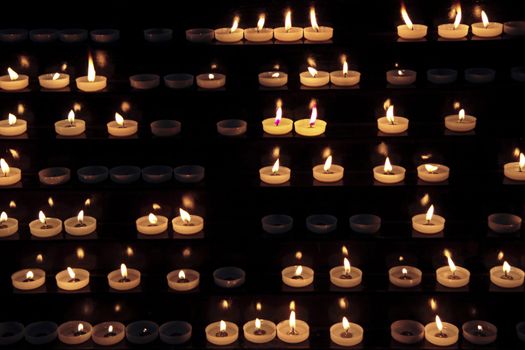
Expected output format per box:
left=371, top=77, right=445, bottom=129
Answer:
left=397, top=5, right=427, bottom=39
left=274, top=10, right=303, bottom=42
left=303, top=7, right=333, bottom=41
left=438, top=5, right=469, bottom=39
left=294, top=102, right=326, bottom=136
left=0, top=113, right=27, bottom=136
left=0, top=67, right=29, bottom=91
left=262, top=100, right=293, bottom=135
left=259, top=159, right=291, bottom=184
left=55, top=110, right=86, bottom=136
left=76, top=54, right=107, bottom=92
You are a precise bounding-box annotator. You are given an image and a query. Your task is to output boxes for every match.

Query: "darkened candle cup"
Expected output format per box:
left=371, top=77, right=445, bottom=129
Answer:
left=349, top=214, right=381, bottom=233
left=144, top=28, right=172, bottom=42
left=427, top=68, right=458, bottom=84
left=173, top=165, right=205, bottom=183
left=130, top=74, right=160, bottom=90
left=261, top=214, right=293, bottom=234
left=213, top=266, right=245, bottom=288
left=216, top=119, right=247, bottom=136
left=390, top=320, right=424, bottom=344
left=0, top=322, right=24, bottom=345
left=142, top=165, right=173, bottom=184
left=488, top=213, right=522, bottom=234
left=38, top=167, right=71, bottom=185
left=511, top=67, right=525, bottom=82
left=77, top=166, right=109, bottom=184
left=0, top=28, right=28, bottom=43
left=185, top=28, right=214, bottom=42
left=109, top=165, right=141, bottom=184
left=159, top=321, right=192, bottom=345
left=517, top=322, right=525, bottom=342
left=90, top=29, right=120, bottom=43
left=150, top=120, right=181, bottom=137
left=465, top=68, right=496, bottom=84
left=126, top=321, right=159, bottom=345
left=25, top=321, right=58, bottom=345
left=462, top=320, right=497, bottom=345
left=30, top=28, right=58, bottom=42
left=306, top=214, right=337, bottom=234
left=59, top=28, right=88, bottom=43
left=164, top=74, right=194, bottom=89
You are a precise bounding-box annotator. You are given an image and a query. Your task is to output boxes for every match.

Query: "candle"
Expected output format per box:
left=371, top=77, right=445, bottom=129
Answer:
left=438, top=5, right=469, bottom=39
left=215, top=16, right=244, bottom=43
left=390, top=320, right=425, bottom=344
left=78, top=166, right=109, bottom=184
left=129, top=74, right=160, bottom=90
left=58, top=322, right=92, bottom=345
left=164, top=74, right=193, bottom=89
left=213, top=266, right=245, bottom=288
left=490, top=261, right=524, bottom=288
left=282, top=265, right=314, bottom=288
left=107, top=263, right=141, bottom=290
left=0, top=67, right=29, bottom=91
left=196, top=73, right=226, bottom=89
left=259, top=159, right=291, bottom=185
left=274, top=10, right=303, bottom=42
left=0, top=113, right=27, bottom=136
left=397, top=4, right=427, bottom=39
left=0, top=211, right=18, bottom=237
left=504, top=152, right=525, bottom=181
left=11, top=268, right=46, bottom=290
left=294, top=101, right=327, bottom=136
left=417, top=163, right=450, bottom=182
left=262, top=100, right=293, bottom=135
left=303, top=7, right=333, bottom=41
left=216, top=119, right=247, bottom=136
left=349, top=214, right=381, bottom=233
left=471, top=10, right=503, bottom=38
left=136, top=213, right=168, bottom=235
left=167, top=269, right=200, bottom=291
left=444, top=108, right=476, bottom=132
left=0, top=322, right=22, bottom=345
left=243, top=318, right=276, bottom=344
left=90, top=28, right=120, bottom=43
left=373, top=157, right=406, bottom=184
left=55, top=110, right=86, bottom=136
left=427, top=68, right=458, bottom=84
left=277, top=310, right=309, bottom=343
left=107, top=112, right=138, bottom=137
left=56, top=267, right=90, bottom=291
left=0, top=159, right=21, bottom=186
left=39, top=166, right=70, bottom=186
left=377, top=103, right=409, bottom=134
left=151, top=119, right=181, bottom=137
left=126, top=321, right=159, bottom=344
left=172, top=208, right=204, bottom=235
left=488, top=213, right=521, bottom=234
left=330, top=258, right=363, bottom=288
left=462, top=321, right=497, bottom=345
left=159, top=321, right=192, bottom=345
left=330, top=57, right=360, bottom=86
left=205, top=320, right=238, bottom=345
left=424, top=316, right=459, bottom=346
left=173, top=165, right=205, bottom=183
left=244, top=15, right=273, bottom=42
left=76, top=54, right=107, bottom=92
left=386, top=67, right=417, bottom=85
left=388, top=265, right=422, bottom=288
left=25, top=321, right=58, bottom=345
left=465, top=67, right=496, bottom=84
left=38, top=72, right=69, bottom=90
left=330, top=317, right=364, bottom=347
left=64, top=210, right=97, bottom=236
left=261, top=214, right=293, bottom=234
left=185, top=28, right=214, bottom=42
left=313, top=155, right=344, bottom=182
left=412, top=205, right=445, bottom=234
left=436, top=250, right=470, bottom=288
left=300, top=65, right=330, bottom=87
left=258, top=71, right=288, bottom=87
left=306, top=214, right=337, bottom=233
left=92, top=322, right=125, bottom=346
left=29, top=211, right=63, bottom=238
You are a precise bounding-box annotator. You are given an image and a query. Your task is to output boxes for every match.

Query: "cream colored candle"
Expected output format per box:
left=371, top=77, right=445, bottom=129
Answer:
left=489, top=261, right=524, bottom=288
left=397, top=5, right=427, bottom=39
left=444, top=109, right=476, bottom=132
left=417, top=164, right=450, bottom=182
left=282, top=265, right=314, bottom=288
left=313, top=156, right=344, bottom=182
left=294, top=103, right=326, bottom=136
left=56, top=267, right=90, bottom=290
left=243, top=319, right=276, bottom=344
left=196, top=73, right=226, bottom=89
left=277, top=311, right=309, bottom=343
left=64, top=210, right=96, bottom=236
left=330, top=58, right=360, bottom=86
left=388, top=266, right=422, bottom=288
left=436, top=251, right=470, bottom=288
left=0, top=67, right=29, bottom=91
left=377, top=105, right=409, bottom=134
left=0, top=158, right=22, bottom=186
left=92, top=322, right=125, bottom=346
left=259, top=159, right=291, bottom=184
left=215, top=16, right=244, bottom=43
left=107, top=112, right=138, bottom=137
left=303, top=8, right=333, bottom=41
left=76, top=54, right=107, bottom=92
left=172, top=208, right=204, bottom=235
left=330, top=258, right=362, bottom=288
left=205, top=321, right=238, bottom=345
left=107, top=264, right=141, bottom=290
left=412, top=205, right=445, bottom=234
left=274, top=10, right=303, bottom=41
left=11, top=268, right=46, bottom=290
left=330, top=317, right=363, bottom=346
left=39, top=72, right=69, bottom=89
left=425, top=316, right=459, bottom=346
left=244, top=15, right=273, bottom=42
left=136, top=213, right=168, bottom=235
left=0, top=113, right=27, bottom=136
left=0, top=211, right=18, bottom=237
left=58, top=322, right=92, bottom=345
left=504, top=153, right=525, bottom=181
left=258, top=71, right=288, bottom=87
left=300, top=66, right=330, bottom=87
left=471, top=11, right=503, bottom=37
left=262, top=102, right=293, bottom=135
left=386, top=69, right=416, bottom=85
left=29, top=211, right=63, bottom=238
left=167, top=269, right=200, bottom=291
left=373, top=157, right=406, bottom=184
left=55, top=110, right=86, bottom=136
left=438, top=6, right=469, bottom=39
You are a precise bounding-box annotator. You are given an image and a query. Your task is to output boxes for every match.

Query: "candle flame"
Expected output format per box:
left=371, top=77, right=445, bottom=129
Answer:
left=384, top=157, right=393, bottom=173
left=341, top=245, right=349, bottom=257
left=148, top=213, right=158, bottom=225
left=67, top=267, right=76, bottom=280
left=323, top=155, right=333, bottom=172
left=26, top=270, right=34, bottom=280
left=519, top=153, right=525, bottom=171
left=256, top=302, right=262, bottom=311
left=219, top=320, right=227, bottom=332
left=339, top=297, right=348, bottom=310
left=295, top=251, right=302, bottom=260
left=77, top=247, right=85, bottom=259
left=386, top=105, right=395, bottom=124
left=0, top=211, right=6, bottom=222
left=342, top=317, right=350, bottom=331
left=425, top=164, right=439, bottom=173
left=108, top=325, right=113, bottom=333
left=221, top=299, right=230, bottom=309
left=38, top=211, right=46, bottom=224
left=383, top=99, right=392, bottom=111
left=179, top=208, right=191, bottom=224
left=497, top=251, right=504, bottom=261
left=178, top=269, right=186, bottom=280
left=343, top=257, right=351, bottom=274
left=310, top=7, right=319, bottom=31
left=78, top=323, right=84, bottom=333
left=513, top=148, right=521, bottom=158
left=275, top=106, right=282, bottom=126
left=402, top=267, right=408, bottom=275
left=36, top=254, right=43, bottom=263
left=503, top=261, right=511, bottom=274
left=453, top=5, right=462, bottom=29
left=294, top=265, right=303, bottom=277
left=115, top=113, right=124, bottom=127
left=289, top=310, right=296, bottom=330
left=48, top=197, right=54, bottom=207
left=399, top=256, right=404, bottom=261
left=435, top=315, right=443, bottom=332
left=271, top=72, right=280, bottom=78
left=272, top=159, right=280, bottom=173
left=307, top=67, right=318, bottom=77
left=67, top=110, right=75, bottom=123
left=309, top=103, right=318, bottom=126
left=52, top=73, right=60, bottom=80
left=77, top=210, right=84, bottom=223
left=87, top=54, right=96, bottom=82
left=447, top=256, right=456, bottom=273
left=255, top=318, right=261, bottom=329
left=231, top=16, right=240, bottom=33
left=289, top=300, right=295, bottom=311
left=8, top=149, right=19, bottom=160
left=458, top=109, right=465, bottom=122
left=426, top=205, right=434, bottom=222
left=61, top=63, right=68, bottom=71
left=7, top=67, right=19, bottom=80
left=0, top=158, right=9, bottom=176
left=257, top=14, right=265, bottom=31
left=343, top=61, right=348, bottom=75
left=126, top=246, right=134, bottom=257
left=208, top=73, right=215, bottom=80
left=481, top=10, right=489, bottom=28
left=430, top=298, right=437, bottom=311
left=285, top=10, right=292, bottom=31
left=152, top=203, right=161, bottom=210
left=8, top=113, right=17, bottom=126
left=401, top=4, right=414, bottom=30
left=420, top=193, right=430, bottom=206
left=120, top=263, right=128, bottom=278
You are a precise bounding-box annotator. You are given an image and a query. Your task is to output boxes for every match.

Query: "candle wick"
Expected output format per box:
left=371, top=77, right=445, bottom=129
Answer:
left=343, top=72, right=347, bottom=78
left=340, top=272, right=352, bottom=279
left=104, top=331, right=116, bottom=338
left=68, top=278, right=80, bottom=283
left=216, top=330, right=228, bottom=337
left=288, top=327, right=298, bottom=335
left=40, top=223, right=51, bottom=229
left=0, top=223, right=7, bottom=229
left=425, top=219, right=433, bottom=226
left=341, top=329, right=353, bottom=338
left=118, top=277, right=130, bottom=283
left=75, top=221, right=86, bottom=227
left=324, top=170, right=333, bottom=174
left=436, top=330, right=447, bottom=338
left=23, top=277, right=34, bottom=282
left=177, top=278, right=189, bottom=283
left=291, top=275, right=304, bottom=280
left=74, top=330, right=86, bottom=337
left=254, top=328, right=266, bottom=335
left=501, top=272, right=514, bottom=280
left=309, top=123, right=315, bottom=128
left=271, top=171, right=280, bottom=176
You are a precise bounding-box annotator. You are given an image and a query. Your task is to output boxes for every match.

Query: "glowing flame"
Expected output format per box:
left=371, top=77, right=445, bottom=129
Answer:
left=402, top=267, right=408, bottom=275
left=0, top=212, right=6, bottom=222
left=0, top=159, right=9, bottom=176
left=272, top=159, right=280, bottom=174
left=343, top=61, right=348, bottom=76
left=8, top=113, right=16, bottom=126
left=182, top=247, right=191, bottom=257
left=9, top=201, right=16, bottom=209
left=425, top=164, right=438, bottom=173
left=294, top=265, right=303, bottom=277
left=383, top=99, right=392, bottom=111
left=36, top=254, right=43, bottom=263
left=447, top=256, right=457, bottom=273
left=310, top=7, right=319, bottom=31
left=84, top=198, right=91, bottom=207
left=399, top=256, right=404, bottom=261
left=273, top=146, right=280, bottom=158
left=7, top=67, right=19, bottom=80
left=401, top=4, right=414, bottom=30
left=257, top=14, right=265, bottom=31
left=208, top=73, right=214, bottom=80
left=458, top=109, right=465, bottom=122
left=503, top=261, right=511, bottom=274
left=307, top=66, right=318, bottom=77
left=289, top=311, right=296, bottom=330
left=67, top=267, right=76, bottom=280
left=179, top=208, right=191, bottom=224
left=519, top=153, right=525, bottom=171
left=222, top=299, right=229, bottom=309
left=61, top=63, right=68, bottom=71
left=256, top=302, right=262, bottom=311
left=87, top=54, right=96, bottom=82
left=275, top=105, right=283, bottom=126
left=108, top=325, right=114, bottom=334
left=148, top=213, right=157, bottom=225
left=67, top=110, right=75, bottom=124
left=514, top=148, right=521, bottom=158
left=78, top=323, right=84, bottom=333
left=48, top=197, right=54, bottom=207
left=435, top=315, right=443, bottom=332
left=74, top=103, right=82, bottom=112
left=52, top=73, right=60, bottom=80
left=17, top=104, right=25, bottom=115
left=309, top=102, right=318, bottom=126
left=77, top=210, right=84, bottom=223
left=38, top=211, right=46, bottom=224
left=115, top=113, right=124, bottom=127
left=295, top=251, right=302, bottom=260
left=498, top=251, right=504, bottom=261
left=126, top=246, right=134, bottom=257
left=341, top=245, right=349, bottom=257
left=342, top=317, right=350, bottom=331
left=255, top=318, right=262, bottom=329
left=120, top=263, right=128, bottom=278
left=178, top=270, right=186, bottom=280
left=323, top=156, right=333, bottom=172
left=453, top=5, right=462, bottom=29
left=426, top=205, right=434, bottom=222
left=271, top=72, right=280, bottom=78
left=386, top=105, right=395, bottom=124
left=481, top=10, right=489, bottom=28
left=152, top=203, right=161, bottom=210
left=289, top=300, right=296, bottom=311
left=219, top=320, right=227, bottom=332
left=339, top=297, right=348, bottom=310
left=77, top=247, right=85, bottom=259
left=421, top=193, right=430, bottom=206
left=421, top=154, right=432, bottom=160
left=285, top=10, right=292, bottom=31
left=384, top=157, right=393, bottom=173
left=26, top=270, right=34, bottom=280
left=343, top=257, right=351, bottom=275
left=231, top=16, right=240, bottom=33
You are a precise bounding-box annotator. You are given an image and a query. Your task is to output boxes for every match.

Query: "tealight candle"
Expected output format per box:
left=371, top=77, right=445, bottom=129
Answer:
left=196, top=73, right=226, bottom=89
left=107, top=112, right=138, bottom=137
left=11, top=268, right=46, bottom=290
left=488, top=213, right=521, bottom=233
left=391, top=320, right=425, bottom=344
left=136, top=213, right=168, bottom=235
left=129, top=74, right=160, bottom=90
left=76, top=54, right=107, bottom=92
left=388, top=265, right=422, bottom=288
left=144, top=28, right=172, bottom=42
left=0, top=159, right=21, bottom=186
left=58, top=322, right=92, bottom=345
left=436, top=252, right=470, bottom=288
left=159, top=321, right=192, bottom=345
left=277, top=311, right=309, bottom=343
left=173, top=165, right=205, bottom=183
left=0, top=113, right=27, bottom=136
left=330, top=59, right=360, bottom=86
left=303, top=8, right=333, bottom=41
left=377, top=104, right=409, bottom=134
left=215, top=16, right=244, bottom=43
left=0, top=28, right=27, bottom=43
left=164, top=74, right=194, bottom=89
left=300, top=66, right=330, bottom=87
left=313, top=155, right=344, bottom=182
left=205, top=321, right=238, bottom=346
left=90, top=28, right=120, bottom=43
left=167, top=269, right=200, bottom=291
left=504, top=21, right=525, bottom=36
left=504, top=153, right=525, bottom=181
left=259, top=159, right=291, bottom=185
left=25, top=321, right=58, bottom=345
left=151, top=119, right=181, bottom=137
left=424, top=316, right=459, bottom=346
left=0, top=67, right=29, bottom=91
left=126, top=321, right=159, bottom=344
left=29, top=211, right=63, bottom=238
left=462, top=321, right=497, bottom=345
left=244, top=15, right=273, bottom=42
left=0, top=211, right=18, bottom=237
left=107, top=264, right=141, bottom=290
left=471, top=11, right=503, bottom=38
left=92, top=322, right=125, bottom=346
left=56, top=267, right=90, bottom=291
left=397, top=5, right=427, bottom=40
left=386, top=68, right=417, bottom=85
left=262, top=102, right=293, bottom=135
left=213, top=267, right=245, bottom=288
left=258, top=71, right=288, bottom=87
left=417, top=164, right=450, bottom=182
left=55, top=110, right=86, bottom=137
left=330, top=317, right=363, bottom=347
left=185, top=28, right=214, bottom=42
left=38, top=72, right=69, bottom=89
left=172, top=208, right=204, bottom=235
left=427, top=68, right=458, bottom=84
left=373, top=157, right=406, bottom=184
left=349, top=214, right=381, bottom=233
left=465, top=68, right=496, bottom=84
left=243, top=319, right=276, bottom=344
left=294, top=102, right=326, bottom=136
left=444, top=109, right=476, bottom=132
left=59, top=28, right=88, bottom=43
left=412, top=205, right=445, bottom=234
left=64, top=210, right=96, bottom=236
left=438, top=6, right=469, bottom=39
left=330, top=258, right=363, bottom=288
left=261, top=214, right=293, bottom=234
left=282, top=265, right=314, bottom=288
left=30, top=28, right=58, bottom=42
left=490, top=261, right=525, bottom=288
left=274, top=10, right=303, bottom=42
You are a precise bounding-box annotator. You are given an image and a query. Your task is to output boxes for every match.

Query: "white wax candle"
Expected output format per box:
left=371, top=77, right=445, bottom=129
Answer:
left=0, top=159, right=21, bottom=186
left=172, top=209, right=204, bottom=235
left=281, top=265, right=314, bottom=288
left=276, top=315, right=309, bottom=343
left=471, top=11, right=503, bottom=38
left=373, top=158, right=405, bottom=184
left=0, top=68, right=29, bottom=91
left=55, top=267, right=90, bottom=290
left=312, top=156, right=344, bottom=183
left=55, top=112, right=86, bottom=136
left=386, top=69, right=416, bottom=85
left=330, top=69, right=360, bottom=87
left=417, top=164, right=450, bottom=182
left=38, top=73, right=70, bottom=90
left=11, top=268, right=46, bottom=290
left=58, top=322, right=92, bottom=345
left=92, top=322, right=125, bottom=346
left=136, top=214, right=168, bottom=235
left=388, top=266, right=422, bottom=288
left=259, top=159, right=291, bottom=185
left=329, top=260, right=363, bottom=288
left=329, top=319, right=364, bottom=346
left=424, top=318, right=459, bottom=346
left=300, top=69, right=330, bottom=87
left=214, top=28, right=244, bottom=43
left=64, top=211, right=96, bottom=236
left=397, top=24, right=427, bottom=40
left=29, top=212, right=63, bottom=238
left=107, top=113, right=138, bottom=137
left=107, top=264, right=141, bottom=290
left=436, top=265, right=470, bottom=288
left=196, top=73, right=226, bottom=89
left=167, top=269, right=200, bottom=291
left=412, top=206, right=445, bottom=234
left=205, top=321, right=238, bottom=345
left=438, top=24, right=469, bottom=39
left=489, top=262, right=524, bottom=288
left=0, top=212, right=18, bottom=237
left=243, top=319, right=276, bottom=344
left=0, top=114, right=27, bottom=136
left=258, top=71, right=288, bottom=87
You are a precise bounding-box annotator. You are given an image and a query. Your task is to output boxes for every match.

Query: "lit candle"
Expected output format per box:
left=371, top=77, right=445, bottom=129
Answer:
left=136, top=213, right=168, bottom=235
left=417, top=163, right=450, bottom=182
left=397, top=4, right=427, bottom=39
left=167, top=269, right=200, bottom=291
left=243, top=318, right=277, bottom=344
left=0, top=158, right=22, bottom=186
left=438, top=4, right=469, bottom=39
left=377, top=102, right=409, bottom=134
left=0, top=113, right=27, bottom=136
left=312, top=155, right=344, bottom=182
left=373, top=157, right=406, bottom=184
left=274, top=10, right=303, bottom=42
left=294, top=100, right=327, bottom=136
left=107, top=112, right=138, bottom=137
left=0, top=211, right=18, bottom=237
left=107, top=263, right=141, bottom=290
left=436, top=250, right=470, bottom=288
left=0, top=67, right=29, bottom=91
left=462, top=321, right=497, bottom=345
left=330, top=56, right=360, bottom=86
left=58, top=322, right=93, bottom=345
left=444, top=108, right=476, bottom=132
left=259, top=159, right=291, bottom=185
left=215, top=16, right=244, bottom=43
left=172, top=208, right=204, bottom=235
left=244, top=14, right=273, bottom=42
left=75, top=54, right=107, bottom=92
left=196, top=73, right=226, bottom=89
left=489, top=261, right=524, bottom=288
left=11, top=269, right=46, bottom=290
left=64, top=210, right=97, bottom=236
left=54, top=110, right=86, bottom=136
left=205, top=320, right=238, bottom=345
left=424, top=315, right=459, bottom=346
left=258, top=70, right=288, bottom=87
left=412, top=204, right=446, bottom=234
left=277, top=309, right=309, bottom=343
left=29, top=211, right=63, bottom=238
left=386, top=65, right=417, bottom=85
left=330, top=316, right=364, bottom=346
left=38, top=72, right=69, bottom=90
left=262, top=99, right=293, bottom=135
left=471, top=10, right=503, bottom=38
left=504, top=152, right=525, bottom=181
left=303, top=7, right=333, bottom=41
left=282, top=265, right=314, bottom=288
left=388, top=265, right=422, bottom=288
left=300, top=60, right=330, bottom=87
left=55, top=267, right=90, bottom=291
left=92, top=322, right=125, bottom=346
left=330, top=257, right=363, bottom=288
